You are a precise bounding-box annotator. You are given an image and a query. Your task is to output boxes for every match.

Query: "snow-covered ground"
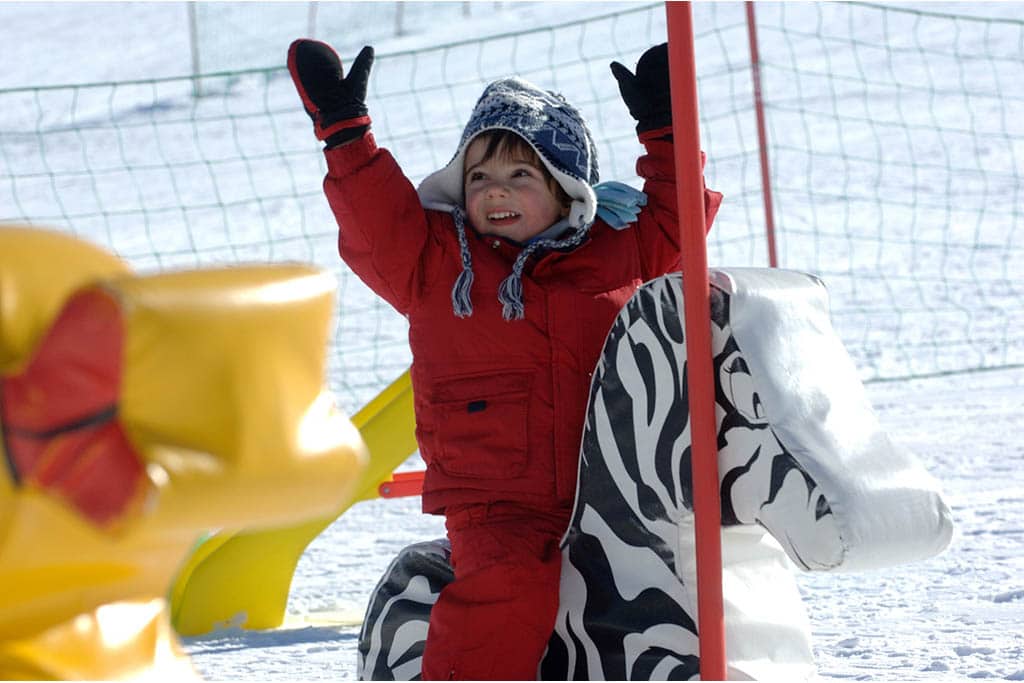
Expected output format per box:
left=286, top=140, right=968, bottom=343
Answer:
left=185, top=367, right=1024, bottom=681
left=4, top=1, right=1022, bottom=680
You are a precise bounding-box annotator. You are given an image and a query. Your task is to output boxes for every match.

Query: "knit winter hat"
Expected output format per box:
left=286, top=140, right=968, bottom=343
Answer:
left=417, top=77, right=600, bottom=320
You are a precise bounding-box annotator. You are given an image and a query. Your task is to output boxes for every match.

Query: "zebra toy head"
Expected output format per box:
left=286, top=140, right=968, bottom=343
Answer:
left=358, top=269, right=953, bottom=681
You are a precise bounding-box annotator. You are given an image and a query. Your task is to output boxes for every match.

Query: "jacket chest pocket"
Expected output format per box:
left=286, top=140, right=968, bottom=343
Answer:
left=423, top=370, right=532, bottom=479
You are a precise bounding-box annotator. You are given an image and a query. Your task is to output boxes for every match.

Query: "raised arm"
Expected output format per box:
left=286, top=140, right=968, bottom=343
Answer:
left=611, top=43, right=723, bottom=276
left=288, top=39, right=439, bottom=314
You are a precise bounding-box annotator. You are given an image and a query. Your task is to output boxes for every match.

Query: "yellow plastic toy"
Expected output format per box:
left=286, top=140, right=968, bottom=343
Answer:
left=0, top=226, right=367, bottom=679
left=170, top=368, right=418, bottom=635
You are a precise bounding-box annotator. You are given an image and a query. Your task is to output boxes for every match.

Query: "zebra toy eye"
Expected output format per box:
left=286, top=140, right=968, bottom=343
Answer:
left=722, top=354, right=767, bottom=424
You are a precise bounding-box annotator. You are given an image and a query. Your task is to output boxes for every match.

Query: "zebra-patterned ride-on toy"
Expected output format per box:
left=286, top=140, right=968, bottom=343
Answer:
left=358, top=268, right=953, bottom=681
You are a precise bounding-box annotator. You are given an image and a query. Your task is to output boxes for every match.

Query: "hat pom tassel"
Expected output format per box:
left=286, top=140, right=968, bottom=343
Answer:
left=498, top=272, right=525, bottom=320
left=452, top=267, right=474, bottom=318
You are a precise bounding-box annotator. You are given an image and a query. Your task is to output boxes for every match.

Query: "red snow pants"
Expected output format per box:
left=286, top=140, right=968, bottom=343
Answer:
left=421, top=502, right=570, bottom=680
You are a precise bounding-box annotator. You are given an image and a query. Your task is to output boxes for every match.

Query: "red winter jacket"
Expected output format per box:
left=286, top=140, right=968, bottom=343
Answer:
left=322, top=126, right=721, bottom=514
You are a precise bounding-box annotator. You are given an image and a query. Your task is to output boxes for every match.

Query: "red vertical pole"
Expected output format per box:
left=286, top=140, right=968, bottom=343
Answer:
left=746, top=1, right=779, bottom=267
left=664, top=2, right=727, bottom=680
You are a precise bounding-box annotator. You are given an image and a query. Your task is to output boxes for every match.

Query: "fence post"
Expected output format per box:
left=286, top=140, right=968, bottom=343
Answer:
left=307, top=2, right=318, bottom=38
left=395, top=2, right=405, bottom=36
left=746, top=1, right=778, bottom=267
left=665, top=2, right=727, bottom=679
left=187, top=2, right=202, bottom=98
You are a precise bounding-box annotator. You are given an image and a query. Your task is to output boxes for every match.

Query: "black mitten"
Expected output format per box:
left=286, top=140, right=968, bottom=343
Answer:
left=287, top=39, right=374, bottom=148
left=609, top=43, right=671, bottom=135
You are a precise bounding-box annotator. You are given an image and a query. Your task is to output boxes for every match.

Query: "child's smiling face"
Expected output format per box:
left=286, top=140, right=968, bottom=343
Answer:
left=463, top=134, right=569, bottom=244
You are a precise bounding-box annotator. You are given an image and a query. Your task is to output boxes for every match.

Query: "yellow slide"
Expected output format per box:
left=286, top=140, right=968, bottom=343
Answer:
left=169, top=369, right=419, bottom=636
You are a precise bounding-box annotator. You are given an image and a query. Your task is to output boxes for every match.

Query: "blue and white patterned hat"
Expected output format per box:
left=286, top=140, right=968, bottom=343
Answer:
left=417, top=77, right=600, bottom=320
left=419, top=77, right=599, bottom=227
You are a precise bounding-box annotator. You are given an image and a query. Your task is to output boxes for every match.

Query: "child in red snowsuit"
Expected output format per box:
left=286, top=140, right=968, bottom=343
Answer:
left=288, top=40, right=721, bottom=680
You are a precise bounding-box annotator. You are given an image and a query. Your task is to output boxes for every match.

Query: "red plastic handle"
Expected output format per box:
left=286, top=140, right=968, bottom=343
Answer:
left=378, top=470, right=425, bottom=498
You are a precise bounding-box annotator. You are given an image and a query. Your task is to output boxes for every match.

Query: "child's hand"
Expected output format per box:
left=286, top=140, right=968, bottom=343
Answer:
left=287, top=40, right=374, bottom=147
left=609, top=43, right=671, bottom=134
